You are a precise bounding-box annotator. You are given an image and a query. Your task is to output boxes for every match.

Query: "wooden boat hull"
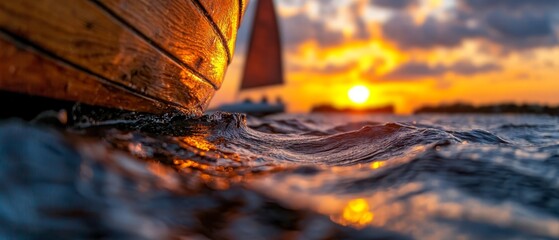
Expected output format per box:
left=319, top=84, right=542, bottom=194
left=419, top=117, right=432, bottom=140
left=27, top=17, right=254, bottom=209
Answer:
left=0, top=0, right=247, bottom=115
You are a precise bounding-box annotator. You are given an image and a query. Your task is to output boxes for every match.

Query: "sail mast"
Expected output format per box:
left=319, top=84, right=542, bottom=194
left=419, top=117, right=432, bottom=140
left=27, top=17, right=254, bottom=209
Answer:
left=240, top=0, right=284, bottom=90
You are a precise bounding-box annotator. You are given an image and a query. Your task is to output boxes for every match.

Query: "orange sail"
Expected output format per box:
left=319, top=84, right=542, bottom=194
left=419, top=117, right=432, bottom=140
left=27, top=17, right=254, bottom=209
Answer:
left=240, top=0, right=284, bottom=90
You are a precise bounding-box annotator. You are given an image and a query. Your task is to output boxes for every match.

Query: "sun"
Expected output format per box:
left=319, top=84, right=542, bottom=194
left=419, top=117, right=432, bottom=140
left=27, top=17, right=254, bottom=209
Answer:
left=348, top=85, right=370, bottom=104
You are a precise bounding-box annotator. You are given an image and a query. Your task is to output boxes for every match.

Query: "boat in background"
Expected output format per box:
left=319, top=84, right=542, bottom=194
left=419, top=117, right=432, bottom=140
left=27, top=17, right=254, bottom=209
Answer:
left=215, top=0, right=286, bottom=116
left=218, top=97, right=285, bottom=116
left=0, top=0, right=247, bottom=116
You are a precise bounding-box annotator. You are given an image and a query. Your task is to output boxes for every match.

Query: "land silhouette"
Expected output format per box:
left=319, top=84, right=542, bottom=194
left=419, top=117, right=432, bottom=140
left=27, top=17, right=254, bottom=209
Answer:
left=414, top=103, right=559, bottom=115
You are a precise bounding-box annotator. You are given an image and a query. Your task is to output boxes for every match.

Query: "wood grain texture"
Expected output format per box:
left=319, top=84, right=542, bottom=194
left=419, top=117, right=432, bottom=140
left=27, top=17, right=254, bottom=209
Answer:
left=0, top=0, right=215, bottom=114
left=239, top=0, right=249, bottom=26
left=0, top=37, right=171, bottom=114
left=98, top=0, right=229, bottom=88
left=196, top=0, right=239, bottom=58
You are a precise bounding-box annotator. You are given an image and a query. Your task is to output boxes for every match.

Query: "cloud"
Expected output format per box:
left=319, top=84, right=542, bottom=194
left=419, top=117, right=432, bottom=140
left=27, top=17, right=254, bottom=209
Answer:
left=281, top=13, right=345, bottom=50
left=349, top=1, right=371, bottom=40
left=485, top=12, right=553, bottom=39
left=382, top=61, right=501, bottom=80
left=275, top=0, right=558, bottom=53
left=385, top=62, right=446, bottom=79
left=382, top=1, right=559, bottom=50
left=278, top=0, right=371, bottom=51
left=288, top=62, right=356, bottom=75
left=460, top=0, right=559, bottom=10
left=483, top=11, right=557, bottom=49
left=370, top=0, right=418, bottom=10
left=382, top=13, right=482, bottom=49
left=450, top=61, right=501, bottom=75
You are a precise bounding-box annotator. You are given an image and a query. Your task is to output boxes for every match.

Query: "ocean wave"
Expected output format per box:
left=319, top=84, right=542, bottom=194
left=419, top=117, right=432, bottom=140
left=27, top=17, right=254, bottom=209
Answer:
left=1, top=112, right=558, bottom=239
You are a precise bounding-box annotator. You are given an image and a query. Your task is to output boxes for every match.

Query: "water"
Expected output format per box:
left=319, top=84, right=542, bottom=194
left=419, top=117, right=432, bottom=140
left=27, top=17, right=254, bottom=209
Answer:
left=1, top=112, right=558, bottom=239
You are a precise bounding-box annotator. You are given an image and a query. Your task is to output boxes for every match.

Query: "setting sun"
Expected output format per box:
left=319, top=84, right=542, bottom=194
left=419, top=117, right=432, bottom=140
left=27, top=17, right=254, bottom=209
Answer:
left=348, top=85, right=370, bottom=104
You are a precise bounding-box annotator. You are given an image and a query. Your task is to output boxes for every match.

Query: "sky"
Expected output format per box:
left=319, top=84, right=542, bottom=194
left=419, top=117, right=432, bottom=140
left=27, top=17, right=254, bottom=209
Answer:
left=210, top=0, right=559, bottom=114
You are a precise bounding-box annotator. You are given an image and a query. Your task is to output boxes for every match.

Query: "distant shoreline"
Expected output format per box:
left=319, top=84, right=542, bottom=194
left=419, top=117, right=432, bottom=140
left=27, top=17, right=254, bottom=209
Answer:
left=309, top=103, right=559, bottom=115
left=310, top=105, right=395, bottom=114
left=413, top=103, right=559, bottom=115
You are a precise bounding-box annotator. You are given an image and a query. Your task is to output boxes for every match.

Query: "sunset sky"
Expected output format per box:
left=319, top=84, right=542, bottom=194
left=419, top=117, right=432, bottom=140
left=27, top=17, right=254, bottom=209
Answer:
left=210, top=0, right=559, bottom=114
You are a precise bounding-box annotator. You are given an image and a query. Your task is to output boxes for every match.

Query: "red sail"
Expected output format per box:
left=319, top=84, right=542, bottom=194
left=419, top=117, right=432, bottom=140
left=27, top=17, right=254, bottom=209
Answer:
left=240, top=0, right=284, bottom=90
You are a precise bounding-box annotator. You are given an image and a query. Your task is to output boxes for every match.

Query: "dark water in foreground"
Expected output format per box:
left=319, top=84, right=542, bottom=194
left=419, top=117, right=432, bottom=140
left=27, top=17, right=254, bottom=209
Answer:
left=1, top=112, right=559, bottom=239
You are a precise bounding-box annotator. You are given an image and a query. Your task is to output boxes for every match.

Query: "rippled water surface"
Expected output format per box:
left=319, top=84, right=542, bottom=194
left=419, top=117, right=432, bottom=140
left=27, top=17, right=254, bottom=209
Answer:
left=1, top=112, right=558, bottom=239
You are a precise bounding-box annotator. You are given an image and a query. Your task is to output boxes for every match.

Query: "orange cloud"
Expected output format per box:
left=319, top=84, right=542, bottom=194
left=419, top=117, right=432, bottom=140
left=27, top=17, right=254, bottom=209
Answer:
left=210, top=0, right=559, bottom=114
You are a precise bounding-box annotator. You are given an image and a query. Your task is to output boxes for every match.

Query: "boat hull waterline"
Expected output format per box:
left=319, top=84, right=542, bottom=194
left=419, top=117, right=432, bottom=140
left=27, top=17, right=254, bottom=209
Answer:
left=0, top=0, right=247, bottom=115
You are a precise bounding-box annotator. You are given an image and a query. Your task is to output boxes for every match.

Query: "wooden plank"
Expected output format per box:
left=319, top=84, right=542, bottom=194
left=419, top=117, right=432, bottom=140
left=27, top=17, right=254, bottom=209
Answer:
left=0, top=0, right=215, bottom=114
left=98, top=0, right=229, bottom=88
left=195, top=0, right=239, bottom=57
left=239, top=0, right=249, bottom=26
left=0, top=36, right=171, bottom=114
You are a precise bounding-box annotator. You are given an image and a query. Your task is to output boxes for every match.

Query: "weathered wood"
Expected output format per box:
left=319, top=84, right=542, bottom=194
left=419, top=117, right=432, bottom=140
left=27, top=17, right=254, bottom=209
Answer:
left=239, top=0, right=249, bottom=25
left=98, top=0, right=229, bottom=88
left=0, top=0, right=215, bottom=114
left=195, top=0, right=240, bottom=58
left=0, top=37, right=171, bottom=114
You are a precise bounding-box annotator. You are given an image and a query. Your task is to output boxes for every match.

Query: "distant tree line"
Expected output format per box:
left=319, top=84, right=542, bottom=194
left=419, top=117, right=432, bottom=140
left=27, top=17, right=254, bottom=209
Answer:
left=311, top=104, right=394, bottom=114
left=414, top=103, right=559, bottom=115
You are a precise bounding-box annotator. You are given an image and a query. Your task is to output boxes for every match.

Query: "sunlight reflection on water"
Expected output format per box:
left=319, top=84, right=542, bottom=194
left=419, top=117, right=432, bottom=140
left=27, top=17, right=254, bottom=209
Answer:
left=1, top=113, right=559, bottom=239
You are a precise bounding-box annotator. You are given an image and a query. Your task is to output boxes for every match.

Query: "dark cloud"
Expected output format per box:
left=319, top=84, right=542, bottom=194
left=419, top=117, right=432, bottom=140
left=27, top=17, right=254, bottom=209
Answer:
left=387, top=62, right=445, bottom=79
left=382, top=1, right=559, bottom=50
left=483, top=11, right=558, bottom=49
left=382, top=14, right=482, bottom=49
left=370, top=0, right=418, bottom=10
left=450, top=61, right=501, bottom=75
left=280, top=13, right=345, bottom=50
left=275, top=0, right=559, bottom=53
left=460, top=0, right=559, bottom=10
left=486, top=12, right=553, bottom=38
left=382, top=61, right=501, bottom=80
left=278, top=1, right=370, bottom=51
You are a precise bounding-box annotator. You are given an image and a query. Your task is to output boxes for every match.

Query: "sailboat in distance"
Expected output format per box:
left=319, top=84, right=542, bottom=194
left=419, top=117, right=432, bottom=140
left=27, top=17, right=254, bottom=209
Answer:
left=216, top=0, right=286, bottom=116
